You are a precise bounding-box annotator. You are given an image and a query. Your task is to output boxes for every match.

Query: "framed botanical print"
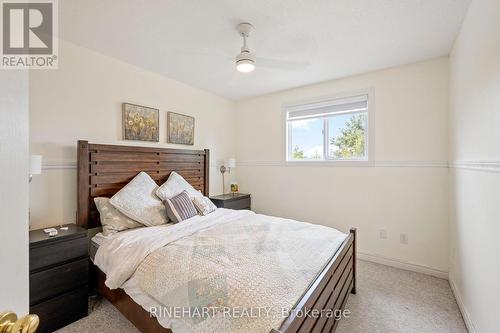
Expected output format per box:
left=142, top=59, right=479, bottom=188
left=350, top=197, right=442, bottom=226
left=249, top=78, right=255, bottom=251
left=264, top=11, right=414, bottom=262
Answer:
left=167, top=112, right=195, bottom=145
left=122, top=103, right=159, bottom=142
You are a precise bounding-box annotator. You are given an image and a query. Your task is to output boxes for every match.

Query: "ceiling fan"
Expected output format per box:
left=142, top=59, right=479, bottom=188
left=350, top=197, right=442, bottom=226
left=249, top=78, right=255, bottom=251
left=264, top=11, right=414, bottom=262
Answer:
left=170, top=22, right=309, bottom=73
left=167, top=22, right=309, bottom=73
left=235, top=22, right=256, bottom=72
left=234, top=22, right=308, bottom=73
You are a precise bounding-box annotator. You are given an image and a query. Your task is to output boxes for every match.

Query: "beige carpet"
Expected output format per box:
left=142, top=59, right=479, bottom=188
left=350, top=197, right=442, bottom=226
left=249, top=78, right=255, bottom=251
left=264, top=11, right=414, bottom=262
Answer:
left=56, top=260, right=467, bottom=333
left=336, top=261, right=467, bottom=333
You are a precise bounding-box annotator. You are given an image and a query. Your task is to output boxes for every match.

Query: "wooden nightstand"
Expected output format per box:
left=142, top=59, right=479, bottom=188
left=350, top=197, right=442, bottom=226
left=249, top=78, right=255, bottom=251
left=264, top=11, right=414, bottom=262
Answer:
left=29, top=224, right=88, bottom=333
left=210, top=193, right=251, bottom=210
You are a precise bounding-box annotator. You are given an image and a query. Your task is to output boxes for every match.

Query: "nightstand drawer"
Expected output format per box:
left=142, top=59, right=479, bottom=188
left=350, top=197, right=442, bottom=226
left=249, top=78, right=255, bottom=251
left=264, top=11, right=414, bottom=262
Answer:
left=224, top=197, right=251, bottom=210
left=211, top=194, right=251, bottom=211
left=30, top=236, right=87, bottom=271
left=30, top=258, right=88, bottom=305
left=30, top=286, right=88, bottom=333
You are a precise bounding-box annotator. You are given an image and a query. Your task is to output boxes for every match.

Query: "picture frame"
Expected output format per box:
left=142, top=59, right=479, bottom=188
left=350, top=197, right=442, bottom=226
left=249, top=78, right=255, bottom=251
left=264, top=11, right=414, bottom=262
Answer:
left=167, top=112, right=195, bottom=145
left=230, top=182, right=239, bottom=193
left=122, top=103, right=160, bottom=142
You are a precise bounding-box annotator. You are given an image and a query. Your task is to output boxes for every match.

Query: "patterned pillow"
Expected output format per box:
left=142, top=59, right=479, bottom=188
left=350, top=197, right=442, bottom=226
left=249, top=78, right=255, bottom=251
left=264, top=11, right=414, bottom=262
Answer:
left=94, top=197, right=143, bottom=236
left=109, top=171, right=168, bottom=226
left=163, top=190, right=198, bottom=223
left=156, top=171, right=203, bottom=200
left=193, top=196, right=217, bottom=216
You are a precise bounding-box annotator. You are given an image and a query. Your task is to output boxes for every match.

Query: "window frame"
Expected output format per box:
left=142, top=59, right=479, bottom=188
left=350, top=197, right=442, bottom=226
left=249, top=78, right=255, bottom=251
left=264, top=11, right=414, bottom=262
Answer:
left=283, top=89, right=374, bottom=165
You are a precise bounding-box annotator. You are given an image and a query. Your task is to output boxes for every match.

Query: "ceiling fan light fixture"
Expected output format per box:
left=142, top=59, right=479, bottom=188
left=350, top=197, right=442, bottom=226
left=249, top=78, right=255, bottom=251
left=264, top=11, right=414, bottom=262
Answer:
left=236, top=58, right=255, bottom=73
left=235, top=22, right=256, bottom=73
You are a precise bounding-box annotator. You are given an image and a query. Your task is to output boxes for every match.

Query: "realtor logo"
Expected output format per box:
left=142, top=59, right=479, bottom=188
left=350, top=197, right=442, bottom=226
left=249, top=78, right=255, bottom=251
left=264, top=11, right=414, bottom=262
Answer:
left=1, top=0, right=58, bottom=69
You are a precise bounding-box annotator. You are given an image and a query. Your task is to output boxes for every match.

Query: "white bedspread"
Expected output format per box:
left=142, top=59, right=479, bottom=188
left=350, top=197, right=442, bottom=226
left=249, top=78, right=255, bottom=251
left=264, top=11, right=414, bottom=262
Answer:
left=95, top=208, right=347, bottom=333
left=95, top=209, right=253, bottom=289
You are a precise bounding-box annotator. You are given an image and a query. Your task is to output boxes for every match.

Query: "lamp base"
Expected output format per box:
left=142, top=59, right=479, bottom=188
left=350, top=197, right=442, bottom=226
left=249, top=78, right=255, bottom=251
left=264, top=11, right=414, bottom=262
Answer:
left=222, top=172, right=226, bottom=194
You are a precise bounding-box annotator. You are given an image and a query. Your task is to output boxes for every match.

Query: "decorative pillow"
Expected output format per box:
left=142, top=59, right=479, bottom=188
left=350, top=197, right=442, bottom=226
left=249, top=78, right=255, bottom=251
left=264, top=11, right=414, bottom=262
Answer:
left=163, top=190, right=198, bottom=223
left=193, top=196, right=217, bottom=216
left=94, top=197, right=143, bottom=236
left=109, top=171, right=168, bottom=226
left=156, top=171, right=203, bottom=200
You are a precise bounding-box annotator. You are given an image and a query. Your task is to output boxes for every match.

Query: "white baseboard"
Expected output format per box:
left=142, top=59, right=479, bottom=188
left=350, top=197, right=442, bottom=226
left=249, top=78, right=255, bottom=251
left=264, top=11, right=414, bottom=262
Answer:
left=449, top=278, right=477, bottom=333
left=357, top=252, right=449, bottom=279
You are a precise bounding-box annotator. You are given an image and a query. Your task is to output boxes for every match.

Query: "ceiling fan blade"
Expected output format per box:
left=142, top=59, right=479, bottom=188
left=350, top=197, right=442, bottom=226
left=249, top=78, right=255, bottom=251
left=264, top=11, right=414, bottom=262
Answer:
left=166, top=49, right=310, bottom=71
left=166, top=48, right=233, bottom=60
left=256, top=57, right=309, bottom=71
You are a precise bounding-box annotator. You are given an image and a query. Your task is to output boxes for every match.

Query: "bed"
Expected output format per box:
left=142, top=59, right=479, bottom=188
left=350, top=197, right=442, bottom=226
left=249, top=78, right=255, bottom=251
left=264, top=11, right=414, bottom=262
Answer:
left=77, top=140, right=357, bottom=333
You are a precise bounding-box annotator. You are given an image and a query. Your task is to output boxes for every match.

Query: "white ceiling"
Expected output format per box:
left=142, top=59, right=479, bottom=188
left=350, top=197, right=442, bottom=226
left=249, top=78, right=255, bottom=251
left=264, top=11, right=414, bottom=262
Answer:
left=59, top=0, right=470, bottom=100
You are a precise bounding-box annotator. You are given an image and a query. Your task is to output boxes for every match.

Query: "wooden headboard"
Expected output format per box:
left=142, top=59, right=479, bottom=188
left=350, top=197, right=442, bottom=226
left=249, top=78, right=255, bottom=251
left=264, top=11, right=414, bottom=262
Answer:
left=77, top=140, right=209, bottom=229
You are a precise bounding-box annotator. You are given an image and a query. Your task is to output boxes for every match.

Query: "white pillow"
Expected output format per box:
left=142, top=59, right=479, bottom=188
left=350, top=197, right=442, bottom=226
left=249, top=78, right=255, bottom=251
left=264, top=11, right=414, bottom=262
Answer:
left=94, top=197, right=143, bottom=236
left=109, top=172, right=168, bottom=226
left=193, top=196, right=217, bottom=216
left=156, top=171, right=203, bottom=201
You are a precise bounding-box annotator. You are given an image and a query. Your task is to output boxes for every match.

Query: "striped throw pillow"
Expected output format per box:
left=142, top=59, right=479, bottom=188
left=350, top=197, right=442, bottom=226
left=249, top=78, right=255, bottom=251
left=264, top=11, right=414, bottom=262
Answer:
left=163, top=190, right=198, bottom=223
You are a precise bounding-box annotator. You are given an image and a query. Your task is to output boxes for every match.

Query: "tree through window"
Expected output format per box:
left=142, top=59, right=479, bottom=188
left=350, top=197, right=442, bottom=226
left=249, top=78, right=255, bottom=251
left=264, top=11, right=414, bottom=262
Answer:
left=286, top=94, right=369, bottom=161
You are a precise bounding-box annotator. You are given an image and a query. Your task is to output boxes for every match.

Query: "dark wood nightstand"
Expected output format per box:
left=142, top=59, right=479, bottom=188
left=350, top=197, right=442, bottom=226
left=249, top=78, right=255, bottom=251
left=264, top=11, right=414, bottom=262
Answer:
left=29, top=224, right=88, bottom=333
left=210, top=193, right=251, bottom=210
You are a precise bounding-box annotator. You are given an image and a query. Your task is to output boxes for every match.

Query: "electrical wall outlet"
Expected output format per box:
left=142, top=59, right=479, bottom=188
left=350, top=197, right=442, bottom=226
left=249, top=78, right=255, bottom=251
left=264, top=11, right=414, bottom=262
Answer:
left=400, top=233, right=408, bottom=244
left=379, top=229, right=387, bottom=239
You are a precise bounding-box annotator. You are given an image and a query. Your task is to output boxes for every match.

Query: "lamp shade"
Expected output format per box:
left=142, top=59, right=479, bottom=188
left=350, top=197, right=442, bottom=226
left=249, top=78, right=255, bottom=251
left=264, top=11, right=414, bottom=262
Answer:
left=226, top=158, right=236, bottom=169
left=30, top=155, right=42, bottom=175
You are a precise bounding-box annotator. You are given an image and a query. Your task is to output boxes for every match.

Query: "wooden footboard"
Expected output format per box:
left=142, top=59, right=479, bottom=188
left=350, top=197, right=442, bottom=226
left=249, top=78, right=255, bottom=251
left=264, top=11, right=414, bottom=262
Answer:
left=93, top=228, right=356, bottom=333
left=272, top=228, right=356, bottom=333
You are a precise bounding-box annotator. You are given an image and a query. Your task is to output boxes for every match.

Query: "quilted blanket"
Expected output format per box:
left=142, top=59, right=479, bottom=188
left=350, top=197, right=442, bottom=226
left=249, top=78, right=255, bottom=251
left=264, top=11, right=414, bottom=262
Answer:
left=135, top=211, right=347, bottom=333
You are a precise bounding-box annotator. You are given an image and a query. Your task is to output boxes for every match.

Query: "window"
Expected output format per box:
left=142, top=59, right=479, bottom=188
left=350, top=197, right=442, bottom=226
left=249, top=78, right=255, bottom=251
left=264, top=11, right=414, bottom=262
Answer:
left=286, top=94, right=369, bottom=162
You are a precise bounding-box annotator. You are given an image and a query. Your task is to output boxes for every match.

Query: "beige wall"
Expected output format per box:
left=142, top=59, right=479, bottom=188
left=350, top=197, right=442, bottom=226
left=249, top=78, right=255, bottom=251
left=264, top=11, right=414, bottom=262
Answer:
left=449, top=0, right=500, bottom=332
left=0, top=71, right=30, bottom=314
left=29, top=40, right=236, bottom=229
left=236, top=58, right=450, bottom=275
